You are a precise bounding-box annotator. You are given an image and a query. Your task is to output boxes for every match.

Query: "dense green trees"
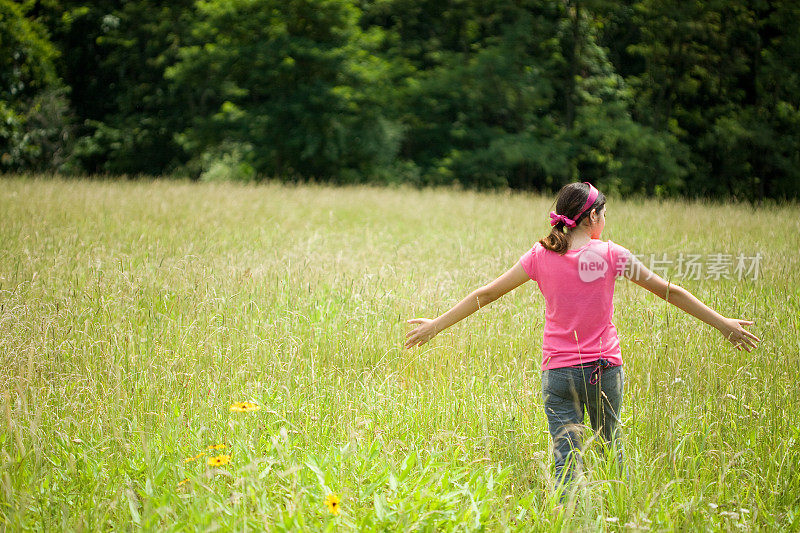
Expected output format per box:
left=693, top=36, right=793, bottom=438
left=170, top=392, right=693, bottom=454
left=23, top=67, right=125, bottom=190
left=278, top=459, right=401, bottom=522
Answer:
left=29, top=0, right=195, bottom=174
left=0, top=0, right=69, bottom=171
left=2, top=0, right=798, bottom=199
left=621, top=0, right=800, bottom=198
left=167, top=0, right=402, bottom=182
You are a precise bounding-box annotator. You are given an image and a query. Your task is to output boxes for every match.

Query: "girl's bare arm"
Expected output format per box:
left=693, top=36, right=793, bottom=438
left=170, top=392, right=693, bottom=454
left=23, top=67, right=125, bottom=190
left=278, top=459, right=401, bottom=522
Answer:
left=405, top=262, right=531, bottom=349
left=623, top=254, right=760, bottom=351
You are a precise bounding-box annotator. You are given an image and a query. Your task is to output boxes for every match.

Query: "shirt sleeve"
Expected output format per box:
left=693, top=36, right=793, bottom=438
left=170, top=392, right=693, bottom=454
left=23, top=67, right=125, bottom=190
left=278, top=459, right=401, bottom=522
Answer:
left=518, top=243, right=539, bottom=280
left=608, top=240, right=632, bottom=278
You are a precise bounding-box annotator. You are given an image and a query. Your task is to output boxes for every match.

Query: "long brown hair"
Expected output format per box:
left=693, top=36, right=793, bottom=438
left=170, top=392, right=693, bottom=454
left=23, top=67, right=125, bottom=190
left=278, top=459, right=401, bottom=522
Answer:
left=539, top=182, right=606, bottom=255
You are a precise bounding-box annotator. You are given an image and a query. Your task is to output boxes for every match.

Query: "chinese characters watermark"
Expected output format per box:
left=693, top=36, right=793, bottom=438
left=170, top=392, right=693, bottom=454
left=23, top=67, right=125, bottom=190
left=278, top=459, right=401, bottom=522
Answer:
left=616, top=252, right=763, bottom=281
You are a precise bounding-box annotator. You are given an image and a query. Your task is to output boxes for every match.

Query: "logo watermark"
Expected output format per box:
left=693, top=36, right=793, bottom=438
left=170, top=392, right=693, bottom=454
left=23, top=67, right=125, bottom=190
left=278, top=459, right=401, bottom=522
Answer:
left=578, top=248, right=609, bottom=282
left=578, top=250, right=763, bottom=282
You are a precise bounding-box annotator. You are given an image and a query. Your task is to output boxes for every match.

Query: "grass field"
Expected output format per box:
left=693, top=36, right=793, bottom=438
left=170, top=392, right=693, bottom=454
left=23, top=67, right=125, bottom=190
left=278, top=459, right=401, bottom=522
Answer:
left=1, top=176, right=799, bottom=531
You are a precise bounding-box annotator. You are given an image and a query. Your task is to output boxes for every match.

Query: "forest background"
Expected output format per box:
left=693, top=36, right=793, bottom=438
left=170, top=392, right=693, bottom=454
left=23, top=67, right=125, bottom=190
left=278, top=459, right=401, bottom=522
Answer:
left=2, top=0, right=799, bottom=200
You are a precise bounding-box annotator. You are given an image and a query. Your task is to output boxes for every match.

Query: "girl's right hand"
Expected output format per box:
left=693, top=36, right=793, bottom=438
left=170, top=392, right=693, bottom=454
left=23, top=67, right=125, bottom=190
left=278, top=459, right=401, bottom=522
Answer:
left=717, top=318, right=760, bottom=352
left=405, top=318, right=438, bottom=349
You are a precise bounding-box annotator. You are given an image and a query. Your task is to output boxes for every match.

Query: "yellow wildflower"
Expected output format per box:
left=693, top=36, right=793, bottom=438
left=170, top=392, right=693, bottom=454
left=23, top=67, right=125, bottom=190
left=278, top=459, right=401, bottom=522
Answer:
left=207, top=454, right=231, bottom=467
left=230, top=401, right=261, bottom=412
left=324, top=493, right=341, bottom=516
left=183, top=451, right=206, bottom=463
left=177, top=478, right=189, bottom=487
left=207, top=444, right=226, bottom=450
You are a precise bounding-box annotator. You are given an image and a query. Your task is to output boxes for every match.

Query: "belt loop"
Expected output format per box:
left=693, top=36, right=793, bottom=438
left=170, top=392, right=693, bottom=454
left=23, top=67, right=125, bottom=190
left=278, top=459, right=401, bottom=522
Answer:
left=589, top=357, right=611, bottom=385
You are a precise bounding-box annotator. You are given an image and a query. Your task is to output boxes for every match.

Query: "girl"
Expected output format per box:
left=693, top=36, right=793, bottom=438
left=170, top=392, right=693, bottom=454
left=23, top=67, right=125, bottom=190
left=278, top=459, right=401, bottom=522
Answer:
left=404, top=181, right=760, bottom=498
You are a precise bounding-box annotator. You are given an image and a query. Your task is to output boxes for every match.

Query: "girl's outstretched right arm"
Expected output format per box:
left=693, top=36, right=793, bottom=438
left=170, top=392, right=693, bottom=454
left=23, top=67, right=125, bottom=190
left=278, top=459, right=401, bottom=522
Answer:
left=404, top=262, right=531, bottom=349
left=622, top=254, right=760, bottom=352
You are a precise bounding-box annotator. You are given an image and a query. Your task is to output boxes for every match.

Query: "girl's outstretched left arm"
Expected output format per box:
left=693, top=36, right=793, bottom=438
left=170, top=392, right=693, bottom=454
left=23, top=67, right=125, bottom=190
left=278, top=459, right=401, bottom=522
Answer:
left=623, top=254, right=761, bottom=352
left=405, top=262, right=531, bottom=349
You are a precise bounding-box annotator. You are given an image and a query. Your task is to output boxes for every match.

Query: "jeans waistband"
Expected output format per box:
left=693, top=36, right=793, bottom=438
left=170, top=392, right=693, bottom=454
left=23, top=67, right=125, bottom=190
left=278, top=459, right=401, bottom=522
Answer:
left=572, top=359, right=616, bottom=368
left=571, top=357, right=616, bottom=385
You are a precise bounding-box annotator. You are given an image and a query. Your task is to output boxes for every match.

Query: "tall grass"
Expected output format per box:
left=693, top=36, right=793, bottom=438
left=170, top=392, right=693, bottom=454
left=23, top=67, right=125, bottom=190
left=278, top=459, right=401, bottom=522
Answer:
left=1, top=176, right=798, bottom=530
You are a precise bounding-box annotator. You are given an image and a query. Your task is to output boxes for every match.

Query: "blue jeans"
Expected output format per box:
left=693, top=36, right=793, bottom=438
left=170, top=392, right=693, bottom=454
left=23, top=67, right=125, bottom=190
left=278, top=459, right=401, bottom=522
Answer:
left=541, top=362, right=625, bottom=495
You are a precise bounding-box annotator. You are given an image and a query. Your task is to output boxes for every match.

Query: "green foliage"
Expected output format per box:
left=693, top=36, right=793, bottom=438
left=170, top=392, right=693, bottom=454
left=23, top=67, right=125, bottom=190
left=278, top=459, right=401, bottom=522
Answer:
left=30, top=0, right=195, bottom=174
left=166, top=0, right=400, bottom=182
left=197, top=142, right=257, bottom=182
left=372, top=1, right=567, bottom=188
left=569, top=73, right=690, bottom=196
left=0, top=0, right=72, bottom=171
left=4, top=0, right=800, bottom=199
left=0, top=0, right=58, bottom=100
left=622, top=0, right=800, bottom=199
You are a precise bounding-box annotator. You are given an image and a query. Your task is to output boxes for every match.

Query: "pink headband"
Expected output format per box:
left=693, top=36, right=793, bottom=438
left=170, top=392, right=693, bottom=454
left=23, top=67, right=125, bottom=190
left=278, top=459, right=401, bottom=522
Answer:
left=549, top=182, right=599, bottom=228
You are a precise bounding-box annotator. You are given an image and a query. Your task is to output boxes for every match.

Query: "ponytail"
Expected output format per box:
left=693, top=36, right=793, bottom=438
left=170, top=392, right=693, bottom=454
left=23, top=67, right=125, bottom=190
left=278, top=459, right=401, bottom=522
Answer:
left=539, top=223, right=570, bottom=254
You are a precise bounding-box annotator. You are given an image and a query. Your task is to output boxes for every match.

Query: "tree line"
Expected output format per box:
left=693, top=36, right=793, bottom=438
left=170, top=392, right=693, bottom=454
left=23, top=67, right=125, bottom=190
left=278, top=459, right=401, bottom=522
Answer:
left=2, top=0, right=799, bottom=200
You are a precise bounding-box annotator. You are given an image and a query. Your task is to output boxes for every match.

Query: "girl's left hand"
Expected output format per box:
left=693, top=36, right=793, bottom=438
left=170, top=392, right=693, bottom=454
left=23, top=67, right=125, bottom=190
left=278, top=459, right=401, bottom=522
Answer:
left=405, top=318, right=438, bottom=349
left=717, top=317, right=760, bottom=352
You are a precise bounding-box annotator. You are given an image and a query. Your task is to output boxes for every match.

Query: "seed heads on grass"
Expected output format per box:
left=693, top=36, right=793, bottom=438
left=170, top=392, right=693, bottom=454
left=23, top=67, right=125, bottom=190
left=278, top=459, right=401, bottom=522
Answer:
left=2, top=179, right=790, bottom=530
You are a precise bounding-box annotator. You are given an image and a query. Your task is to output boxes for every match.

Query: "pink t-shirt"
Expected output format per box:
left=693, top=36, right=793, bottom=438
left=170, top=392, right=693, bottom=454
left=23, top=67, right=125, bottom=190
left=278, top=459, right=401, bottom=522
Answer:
left=518, top=239, right=631, bottom=370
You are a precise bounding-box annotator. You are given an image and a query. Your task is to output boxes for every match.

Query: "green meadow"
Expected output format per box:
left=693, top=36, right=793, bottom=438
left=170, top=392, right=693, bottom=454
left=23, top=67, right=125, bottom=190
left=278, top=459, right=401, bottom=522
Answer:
left=1, top=177, right=799, bottom=531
